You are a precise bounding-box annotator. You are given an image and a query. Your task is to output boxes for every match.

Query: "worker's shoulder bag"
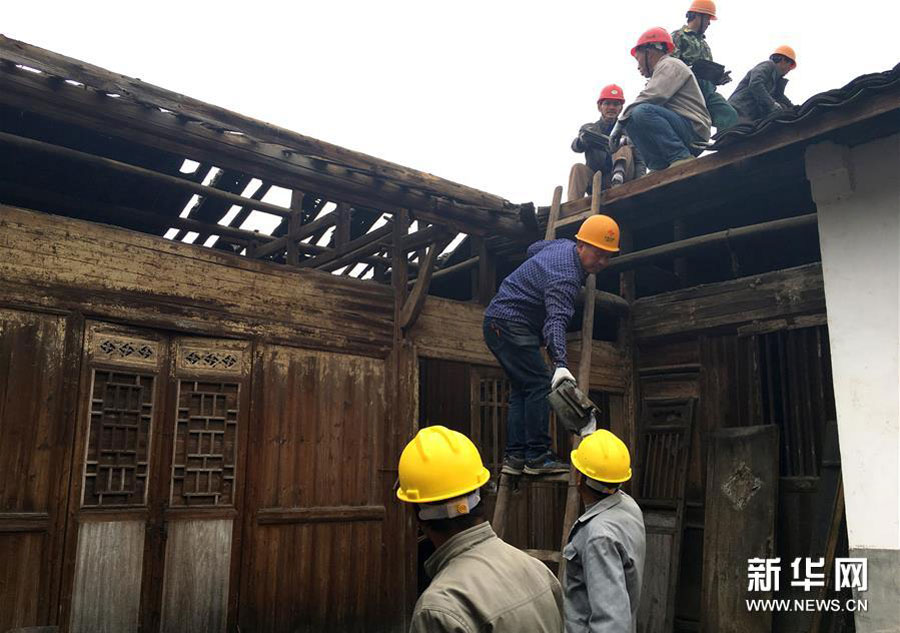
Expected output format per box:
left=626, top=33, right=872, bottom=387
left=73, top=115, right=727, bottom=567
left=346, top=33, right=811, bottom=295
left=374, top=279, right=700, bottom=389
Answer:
left=548, top=379, right=600, bottom=437
left=691, top=59, right=727, bottom=83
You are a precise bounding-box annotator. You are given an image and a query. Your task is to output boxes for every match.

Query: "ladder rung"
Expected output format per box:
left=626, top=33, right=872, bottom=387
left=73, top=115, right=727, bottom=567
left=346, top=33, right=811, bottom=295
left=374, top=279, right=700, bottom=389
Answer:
left=554, top=209, right=594, bottom=230
left=524, top=548, right=562, bottom=564
left=525, top=472, right=571, bottom=483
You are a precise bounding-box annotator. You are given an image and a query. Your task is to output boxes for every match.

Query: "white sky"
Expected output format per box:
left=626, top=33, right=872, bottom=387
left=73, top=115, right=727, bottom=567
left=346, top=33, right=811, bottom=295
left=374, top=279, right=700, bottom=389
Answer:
left=6, top=1, right=900, bottom=208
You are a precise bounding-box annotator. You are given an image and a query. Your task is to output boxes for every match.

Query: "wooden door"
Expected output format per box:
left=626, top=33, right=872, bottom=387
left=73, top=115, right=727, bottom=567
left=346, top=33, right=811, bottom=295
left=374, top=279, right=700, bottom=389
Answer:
left=63, top=321, right=168, bottom=632
left=63, top=322, right=251, bottom=632
left=0, top=308, right=79, bottom=631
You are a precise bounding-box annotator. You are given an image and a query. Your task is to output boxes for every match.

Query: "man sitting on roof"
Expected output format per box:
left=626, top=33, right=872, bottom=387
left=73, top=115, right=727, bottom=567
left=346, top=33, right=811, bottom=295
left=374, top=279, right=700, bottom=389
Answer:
left=610, top=27, right=712, bottom=171
left=671, top=0, right=738, bottom=131
left=567, top=84, right=647, bottom=201
left=728, top=46, right=797, bottom=125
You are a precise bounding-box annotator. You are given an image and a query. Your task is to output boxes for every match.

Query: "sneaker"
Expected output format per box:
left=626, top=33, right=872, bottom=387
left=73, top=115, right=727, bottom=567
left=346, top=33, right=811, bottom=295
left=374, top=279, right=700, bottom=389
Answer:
left=524, top=453, right=570, bottom=475
left=610, top=172, right=625, bottom=186
left=501, top=454, right=525, bottom=476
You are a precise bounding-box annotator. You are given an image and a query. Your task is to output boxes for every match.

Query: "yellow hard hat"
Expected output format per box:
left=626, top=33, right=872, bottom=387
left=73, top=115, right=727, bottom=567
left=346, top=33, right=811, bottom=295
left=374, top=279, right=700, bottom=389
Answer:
left=772, top=45, right=797, bottom=68
left=396, top=426, right=490, bottom=503
left=575, top=215, right=620, bottom=253
left=571, top=429, right=632, bottom=483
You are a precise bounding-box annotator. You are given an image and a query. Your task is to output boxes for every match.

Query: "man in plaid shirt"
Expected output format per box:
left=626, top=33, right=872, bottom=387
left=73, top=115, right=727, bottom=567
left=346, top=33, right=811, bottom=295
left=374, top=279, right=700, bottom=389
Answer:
left=483, top=215, right=620, bottom=475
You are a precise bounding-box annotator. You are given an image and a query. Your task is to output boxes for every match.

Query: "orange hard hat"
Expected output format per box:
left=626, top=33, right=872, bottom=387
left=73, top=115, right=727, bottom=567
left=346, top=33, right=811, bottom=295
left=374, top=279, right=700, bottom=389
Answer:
left=598, top=84, right=625, bottom=103
left=772, top=45, right=797, bottom=68
left=631, top=27, right=676, bottom=59
left=687, top=0, right=717, bottom=19
left=576, top=215, right=620, bottom=253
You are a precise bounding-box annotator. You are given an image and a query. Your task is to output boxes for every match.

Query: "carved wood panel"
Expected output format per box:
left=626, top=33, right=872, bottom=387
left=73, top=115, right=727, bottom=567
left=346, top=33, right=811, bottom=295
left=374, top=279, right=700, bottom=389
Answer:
left=170, top=381, right=240, bottom=507
left=82, top=370, right=155, bottom=507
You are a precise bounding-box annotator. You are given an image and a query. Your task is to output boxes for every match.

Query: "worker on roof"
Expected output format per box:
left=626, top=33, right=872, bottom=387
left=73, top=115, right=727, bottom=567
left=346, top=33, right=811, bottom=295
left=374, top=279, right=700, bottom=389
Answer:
left=610, top=27, right=711, bottom=171
left=483, top=215, right=619, bottom=477
left=671, top=0, right=739, bottom=131
left=398, top=426, right=564, bottom=633
left=563, top=430, right=646, bottom=633
left=728, top=46, right=797, bottom=125
left=568, top=84, right=647, bottom=201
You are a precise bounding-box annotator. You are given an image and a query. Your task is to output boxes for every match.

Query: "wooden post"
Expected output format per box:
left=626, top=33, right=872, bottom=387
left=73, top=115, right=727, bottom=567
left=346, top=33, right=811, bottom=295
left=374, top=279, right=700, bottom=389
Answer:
left=286, top=190, right=304, bottom=266
left=475, top=238, right=496, bottom=306
left=559, top=171, right=602, bottom=579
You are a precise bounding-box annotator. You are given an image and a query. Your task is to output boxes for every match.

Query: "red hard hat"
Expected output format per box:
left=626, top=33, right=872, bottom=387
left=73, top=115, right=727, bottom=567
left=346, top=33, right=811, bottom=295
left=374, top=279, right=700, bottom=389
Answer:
left=597, top=84, right=625, bottom=103
left=631, top=27, right=676, bottom=58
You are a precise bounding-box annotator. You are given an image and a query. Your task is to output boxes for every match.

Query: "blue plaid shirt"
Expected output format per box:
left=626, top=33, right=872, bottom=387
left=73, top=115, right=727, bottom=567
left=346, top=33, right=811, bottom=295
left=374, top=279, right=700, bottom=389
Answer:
left=484, top=239, right=585, bottom=367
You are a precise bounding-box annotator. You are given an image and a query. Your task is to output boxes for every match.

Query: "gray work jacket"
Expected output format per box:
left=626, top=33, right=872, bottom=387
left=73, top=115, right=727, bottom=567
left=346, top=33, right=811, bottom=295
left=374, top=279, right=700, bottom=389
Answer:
left=563, top=491, right=646, bottom=633
left=411, top=521, right=564, bottom=633
left=728, top=59, right=793, bottom=124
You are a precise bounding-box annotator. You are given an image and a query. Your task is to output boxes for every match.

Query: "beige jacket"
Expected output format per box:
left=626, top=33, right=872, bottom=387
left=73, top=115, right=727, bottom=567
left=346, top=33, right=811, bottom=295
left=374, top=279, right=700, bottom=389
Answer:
left=410, top=522, right=564, bottom=633
left=621, top=55, right=711, bottom=146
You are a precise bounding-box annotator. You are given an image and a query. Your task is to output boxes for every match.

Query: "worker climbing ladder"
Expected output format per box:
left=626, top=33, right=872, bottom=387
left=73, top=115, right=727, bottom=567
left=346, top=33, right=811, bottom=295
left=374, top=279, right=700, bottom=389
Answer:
left=491, top=171, right=606, bottom=579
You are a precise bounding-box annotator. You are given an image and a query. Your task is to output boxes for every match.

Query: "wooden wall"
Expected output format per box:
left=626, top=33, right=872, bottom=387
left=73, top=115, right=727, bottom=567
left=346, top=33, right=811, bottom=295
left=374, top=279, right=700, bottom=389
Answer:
left=631, top=263, right=844, bottom=633
left=0, top=205, right=413, bottom=632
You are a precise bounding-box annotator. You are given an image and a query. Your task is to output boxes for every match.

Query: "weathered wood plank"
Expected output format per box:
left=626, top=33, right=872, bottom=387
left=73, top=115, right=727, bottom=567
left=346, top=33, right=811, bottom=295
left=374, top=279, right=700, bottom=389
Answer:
left=0, top=205, right=394, bottom=356
left=69, top=520, right=144, bottom=633
left=632, top=263, right=825, bottom=339
left=160, top=519, right=232, bottom=633
left=701, top=426, right=779, bottom=633
left=256, top=506, right=386, bottom=525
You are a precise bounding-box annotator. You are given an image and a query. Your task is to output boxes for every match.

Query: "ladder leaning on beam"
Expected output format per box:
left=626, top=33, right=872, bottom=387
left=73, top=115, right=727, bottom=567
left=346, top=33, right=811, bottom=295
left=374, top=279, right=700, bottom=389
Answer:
left=491, top=171, right=604, bottom=579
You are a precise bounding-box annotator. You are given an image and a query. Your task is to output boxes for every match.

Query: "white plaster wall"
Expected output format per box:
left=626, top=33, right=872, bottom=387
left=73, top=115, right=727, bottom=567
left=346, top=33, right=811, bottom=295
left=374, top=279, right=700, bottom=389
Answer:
left=806, top=135, right=900, bottom=551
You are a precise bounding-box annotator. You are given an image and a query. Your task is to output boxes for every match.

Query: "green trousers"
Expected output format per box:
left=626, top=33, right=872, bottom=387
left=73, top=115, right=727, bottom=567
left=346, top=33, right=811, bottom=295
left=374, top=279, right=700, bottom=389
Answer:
left=700, top=79, right=738, bottom=131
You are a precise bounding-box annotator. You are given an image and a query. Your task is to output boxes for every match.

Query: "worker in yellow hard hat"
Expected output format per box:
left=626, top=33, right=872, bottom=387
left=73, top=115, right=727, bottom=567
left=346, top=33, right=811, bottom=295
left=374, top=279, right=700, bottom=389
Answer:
left=484, top=215, right=620, bottom=476
left=563, top=430, right=646, bottom=632
left=396, top=426, right=564, bottom=633
left=671, top=0, right=739, bottom=131
left=728, top=45, right=797, bottom=125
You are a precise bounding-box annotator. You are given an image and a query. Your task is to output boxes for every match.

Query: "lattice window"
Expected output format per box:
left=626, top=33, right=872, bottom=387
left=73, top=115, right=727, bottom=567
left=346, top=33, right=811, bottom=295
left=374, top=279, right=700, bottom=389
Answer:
left=476, top=377, right=510, bottom=469
left=170, top=380, right=239, bottom=506
left=83, top=371, right=155, bottom=506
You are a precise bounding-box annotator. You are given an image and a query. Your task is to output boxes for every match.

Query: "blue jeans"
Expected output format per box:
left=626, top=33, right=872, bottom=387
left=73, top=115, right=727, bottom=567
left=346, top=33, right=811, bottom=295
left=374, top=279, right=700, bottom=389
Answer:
left=625, top=103, right=698, bottom=170
left=483, top=318, right=551, bottom=461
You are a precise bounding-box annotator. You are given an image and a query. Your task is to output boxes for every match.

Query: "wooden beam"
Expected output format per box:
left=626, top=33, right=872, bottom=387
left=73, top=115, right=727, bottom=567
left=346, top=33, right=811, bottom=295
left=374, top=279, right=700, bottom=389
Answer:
left=475, top=238, right=496, bottom=306
left=286, top=190, right=304, bottom=266
left=544, top=186, right=563, bottom=241
left=399, top=236, right=452, bottom=331
left=0, top=53, right=533, bottom=239
left=0, top=130, right=294, bottom=218
left=256, top=505, right=385, bottom=525
left=400, top=224, right=447, bottom=253
left=0, top=35, right=516, bottom=214
left=301, top=221, right=394, bottom=271
left=411, top=255, right=479, bottom=287
left=252, top=208, right=338, bottom=259
left=605, top=213, right=817, bottom=273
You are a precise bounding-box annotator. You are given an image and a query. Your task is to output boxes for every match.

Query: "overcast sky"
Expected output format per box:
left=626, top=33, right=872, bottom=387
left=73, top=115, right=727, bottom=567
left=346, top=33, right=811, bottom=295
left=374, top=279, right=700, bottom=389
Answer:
left=6, top=1, right=900, bottom=209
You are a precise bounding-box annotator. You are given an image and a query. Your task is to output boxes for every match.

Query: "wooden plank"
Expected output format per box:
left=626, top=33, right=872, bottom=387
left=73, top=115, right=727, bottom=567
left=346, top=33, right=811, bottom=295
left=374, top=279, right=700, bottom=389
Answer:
left=159, top=519, right=232, bottom=633
left=701, top=426, right=779, bottom=633
left=251, top=208, right=338, bottom=259
left=544, top=186, right=563, bottom=240
left=300, top=222, right=394, bottom=271
left=0, top=205, right=394, bottom=357
left=400, top=236, right=451, bottom=331
left=256, top=506, right=386, bottom=525
left=69, top=520, right=145, bottom=633
left=632, top=263, right=825, bottom=340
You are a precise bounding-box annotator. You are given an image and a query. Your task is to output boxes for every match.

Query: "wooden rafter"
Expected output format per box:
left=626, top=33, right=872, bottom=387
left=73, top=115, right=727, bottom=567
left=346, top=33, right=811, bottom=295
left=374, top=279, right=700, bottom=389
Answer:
left=300, top=222, right=395, bottom=271
left=399, top=232, right=454, bottom=331
left=0, top=38, right=534, bottom=239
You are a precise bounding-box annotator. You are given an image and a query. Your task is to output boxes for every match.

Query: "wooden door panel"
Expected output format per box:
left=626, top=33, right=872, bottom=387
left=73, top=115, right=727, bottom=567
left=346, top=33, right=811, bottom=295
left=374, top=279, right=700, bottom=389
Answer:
left=159, top=519, right=233, bottom=633
left=64, top=322, right=167, bottom=632
left=240, top=345, right=387, bottom=632
left=69, top=520, right=145, bottom=633
left=0, top=308, right=73, bottom=631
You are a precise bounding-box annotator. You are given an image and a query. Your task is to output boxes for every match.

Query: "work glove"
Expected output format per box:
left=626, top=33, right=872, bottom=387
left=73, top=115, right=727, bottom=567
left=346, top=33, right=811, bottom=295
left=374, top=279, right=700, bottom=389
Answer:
left=608, top=122, right=624, bottom=154
left=551, top=366, right=576, bottom=390
left=716, top=70, right=732, bottom=85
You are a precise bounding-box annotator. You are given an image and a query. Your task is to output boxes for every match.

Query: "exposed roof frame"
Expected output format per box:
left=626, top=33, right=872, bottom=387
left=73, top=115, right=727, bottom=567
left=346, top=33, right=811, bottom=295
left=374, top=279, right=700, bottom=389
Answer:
left=0, top=35, right=534, bottom=239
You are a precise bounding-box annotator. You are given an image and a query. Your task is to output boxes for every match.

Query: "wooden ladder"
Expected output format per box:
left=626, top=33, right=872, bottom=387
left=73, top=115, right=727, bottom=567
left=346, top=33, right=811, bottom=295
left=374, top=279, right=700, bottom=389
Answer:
left=491, top=172, right=604, bottom=578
